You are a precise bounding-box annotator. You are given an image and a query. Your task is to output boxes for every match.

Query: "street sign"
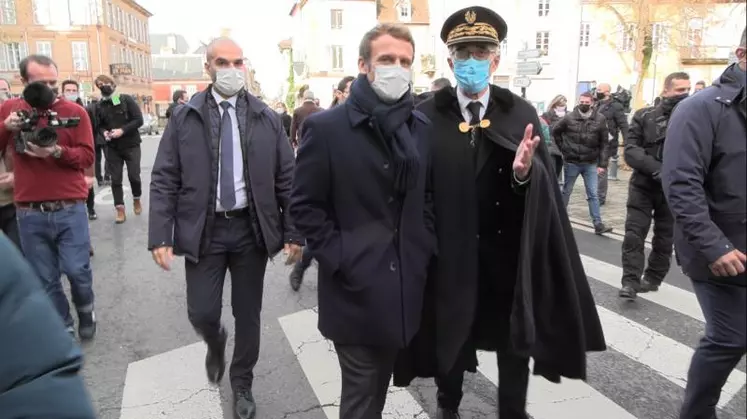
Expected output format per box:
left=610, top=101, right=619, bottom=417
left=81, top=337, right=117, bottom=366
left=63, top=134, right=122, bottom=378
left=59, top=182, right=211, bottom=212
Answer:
left=513, top=77, right=532, bottom=88
left=517, top=61, right=543, bottom=76
left=517, top=49, right=542, bottom=60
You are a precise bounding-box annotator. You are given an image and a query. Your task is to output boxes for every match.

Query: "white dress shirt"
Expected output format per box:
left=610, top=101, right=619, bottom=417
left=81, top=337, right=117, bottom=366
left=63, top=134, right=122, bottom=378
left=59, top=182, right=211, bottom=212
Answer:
left=457, top=87, right=490, bottom=123
left=212, top=89, right=248, bottom=211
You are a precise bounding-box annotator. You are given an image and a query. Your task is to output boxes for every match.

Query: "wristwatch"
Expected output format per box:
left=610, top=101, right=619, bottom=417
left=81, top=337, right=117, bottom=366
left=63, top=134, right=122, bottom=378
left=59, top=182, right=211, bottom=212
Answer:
left=51, top=145, right=63, bottom=159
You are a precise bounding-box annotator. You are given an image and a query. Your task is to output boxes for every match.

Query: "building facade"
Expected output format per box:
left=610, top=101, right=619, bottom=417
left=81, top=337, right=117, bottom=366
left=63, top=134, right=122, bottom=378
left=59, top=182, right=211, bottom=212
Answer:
left=377, top=0, right=438, bottom=92
left=0, top=0, right=153, bottom=109
left=287, top=0, right=378, bottom=107
left=577, top=0, right=746, bottom=106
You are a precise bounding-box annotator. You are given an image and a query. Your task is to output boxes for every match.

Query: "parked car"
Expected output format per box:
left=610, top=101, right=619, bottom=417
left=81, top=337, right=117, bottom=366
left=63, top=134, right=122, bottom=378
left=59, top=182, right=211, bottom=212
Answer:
left=139, top=114, right=160, bottom=136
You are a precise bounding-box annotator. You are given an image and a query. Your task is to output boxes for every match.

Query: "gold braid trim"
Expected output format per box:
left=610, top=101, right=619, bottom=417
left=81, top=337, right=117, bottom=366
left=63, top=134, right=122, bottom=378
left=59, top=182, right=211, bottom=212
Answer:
left=447, top=23, right=498, bottom=43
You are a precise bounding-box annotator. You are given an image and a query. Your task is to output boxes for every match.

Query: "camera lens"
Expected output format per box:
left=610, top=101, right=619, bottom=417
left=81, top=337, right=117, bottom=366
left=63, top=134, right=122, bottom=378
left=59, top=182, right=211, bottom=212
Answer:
left=32, top=127, right=58, bottom=147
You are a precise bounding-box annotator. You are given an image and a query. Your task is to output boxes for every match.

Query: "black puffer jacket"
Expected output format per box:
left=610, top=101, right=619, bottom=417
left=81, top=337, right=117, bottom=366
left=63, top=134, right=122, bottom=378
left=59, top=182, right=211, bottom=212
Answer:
left=552, top=108, right=609, bottom=167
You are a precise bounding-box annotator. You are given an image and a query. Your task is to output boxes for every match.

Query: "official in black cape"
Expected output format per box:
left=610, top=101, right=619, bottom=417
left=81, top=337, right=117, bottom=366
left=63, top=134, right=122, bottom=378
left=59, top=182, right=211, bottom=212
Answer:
left=392, top=6, right=606, bottom=418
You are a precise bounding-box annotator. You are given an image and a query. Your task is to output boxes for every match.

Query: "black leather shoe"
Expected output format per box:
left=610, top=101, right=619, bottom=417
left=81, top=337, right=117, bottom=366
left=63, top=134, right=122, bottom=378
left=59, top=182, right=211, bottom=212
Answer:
left=289, top=264, right=305, bottom=291
left=205, top=328, right=227, bottom=384
left=619, top=285, right=637, bottom=300
left=436, top=407, right=461, bottom=419
left=639, top=277, right=660, bottom=293
left=234, top=390, right=257, bottom=419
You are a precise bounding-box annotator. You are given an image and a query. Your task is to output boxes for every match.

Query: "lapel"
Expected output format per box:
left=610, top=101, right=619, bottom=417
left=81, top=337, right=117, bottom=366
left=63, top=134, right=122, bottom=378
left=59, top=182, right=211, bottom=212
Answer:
left=434, top=85, right=520, bottom=176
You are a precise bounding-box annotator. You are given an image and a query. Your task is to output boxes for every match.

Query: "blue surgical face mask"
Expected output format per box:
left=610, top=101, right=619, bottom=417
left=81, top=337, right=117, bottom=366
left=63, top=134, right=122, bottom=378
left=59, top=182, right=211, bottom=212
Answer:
left=453, top=58, right=491, bottom=95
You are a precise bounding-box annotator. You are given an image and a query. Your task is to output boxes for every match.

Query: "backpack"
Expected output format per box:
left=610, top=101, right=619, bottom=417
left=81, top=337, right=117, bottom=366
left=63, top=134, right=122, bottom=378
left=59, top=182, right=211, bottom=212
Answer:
left=611, top=86, right=632, bottom=113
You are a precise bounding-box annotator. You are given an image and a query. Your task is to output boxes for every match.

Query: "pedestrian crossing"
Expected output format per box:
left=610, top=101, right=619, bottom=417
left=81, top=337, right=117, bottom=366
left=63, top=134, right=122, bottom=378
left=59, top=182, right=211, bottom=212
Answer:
left=278, top=252, right=747, bottom=419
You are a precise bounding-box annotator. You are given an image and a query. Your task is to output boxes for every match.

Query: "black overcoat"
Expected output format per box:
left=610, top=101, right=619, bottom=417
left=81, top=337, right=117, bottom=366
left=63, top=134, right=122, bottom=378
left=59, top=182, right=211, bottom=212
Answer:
left=289, top=101, right=437, bottom=348
left=393, top=86, right=606, bottom=386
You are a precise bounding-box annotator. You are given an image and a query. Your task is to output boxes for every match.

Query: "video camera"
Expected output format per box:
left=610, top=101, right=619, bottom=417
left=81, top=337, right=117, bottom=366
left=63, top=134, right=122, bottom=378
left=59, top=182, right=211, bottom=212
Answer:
left=14, top=82, right=80, bottom=153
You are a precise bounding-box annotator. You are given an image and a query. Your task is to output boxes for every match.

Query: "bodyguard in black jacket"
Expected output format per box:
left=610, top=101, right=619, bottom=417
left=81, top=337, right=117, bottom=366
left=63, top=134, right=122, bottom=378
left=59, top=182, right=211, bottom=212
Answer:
left=619, top=72, right=691, bottom=300
left=595, top=83, right=630, bottom=204
left=93, top=74, right=143, bottom=224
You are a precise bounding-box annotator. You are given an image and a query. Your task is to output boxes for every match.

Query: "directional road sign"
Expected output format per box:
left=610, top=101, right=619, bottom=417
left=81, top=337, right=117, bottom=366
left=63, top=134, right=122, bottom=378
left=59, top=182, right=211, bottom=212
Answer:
left=513, top=76, right=532, bottom=88
left=517, top=49, right=542, bottom=60
left=517, top=61, right=543, bottom=76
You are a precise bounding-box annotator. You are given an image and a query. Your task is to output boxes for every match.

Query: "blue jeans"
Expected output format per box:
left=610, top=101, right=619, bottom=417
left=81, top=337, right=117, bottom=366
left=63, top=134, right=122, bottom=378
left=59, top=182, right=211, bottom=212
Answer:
left=16, top=202, right=94, bottom=328
left=680, top=279, right=746, bottom=419
left=562, top=162, right=602, bottom=226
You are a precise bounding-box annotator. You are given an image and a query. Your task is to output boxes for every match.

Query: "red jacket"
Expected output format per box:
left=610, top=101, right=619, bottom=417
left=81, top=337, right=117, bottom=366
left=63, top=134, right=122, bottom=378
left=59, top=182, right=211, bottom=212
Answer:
left=0, top=98, right=94, bottom=202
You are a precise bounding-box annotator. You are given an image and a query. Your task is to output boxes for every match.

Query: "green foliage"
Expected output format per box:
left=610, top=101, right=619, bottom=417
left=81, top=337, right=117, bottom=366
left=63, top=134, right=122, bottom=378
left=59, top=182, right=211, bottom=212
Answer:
left=286, top=49, right=297, bottom=110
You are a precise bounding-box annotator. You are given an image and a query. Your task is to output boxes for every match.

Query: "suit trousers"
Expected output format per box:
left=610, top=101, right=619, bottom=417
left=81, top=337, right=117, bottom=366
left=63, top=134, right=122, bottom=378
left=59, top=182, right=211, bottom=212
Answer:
left=437, top=351, right=530, bottom=418
left=680, top=279, right=746, bottom=419
left=0, top=203, right=20, bottom=251
left=334, top=343, right=399, bottom=419
left=185, top=212, right=268, bottom=391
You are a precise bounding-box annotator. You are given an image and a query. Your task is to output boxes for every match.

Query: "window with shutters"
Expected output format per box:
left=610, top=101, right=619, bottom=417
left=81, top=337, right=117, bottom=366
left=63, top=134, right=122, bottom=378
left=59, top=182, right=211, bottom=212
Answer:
left=579, top=23, right=591, bottom=47
left=398, top=0, right=412, bottom=22
left=72, top=42, right=89, bottom=71
left=331, top=45, right=343, bottom=71
left=0, top=0, right=16, bottom=24
left=0, top=42, right=28, bottom=71
left=535, top=31, right=550, bottom=55
left=36, top=41, right=53, bottom=58
left=616, top=23, right=636, bottom=52
left=538, top=0, right=549, bottom=17
left=330, top=9, right=342, bottom=29
left=651, top=23, right=669, bottom=51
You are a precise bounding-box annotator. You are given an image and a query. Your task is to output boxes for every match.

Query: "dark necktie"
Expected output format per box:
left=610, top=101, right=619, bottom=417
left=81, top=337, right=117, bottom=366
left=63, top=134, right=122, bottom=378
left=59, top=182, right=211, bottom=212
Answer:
left=466, top=101, right=482, bottom=163
left=219, top=101, right=236, bottom=210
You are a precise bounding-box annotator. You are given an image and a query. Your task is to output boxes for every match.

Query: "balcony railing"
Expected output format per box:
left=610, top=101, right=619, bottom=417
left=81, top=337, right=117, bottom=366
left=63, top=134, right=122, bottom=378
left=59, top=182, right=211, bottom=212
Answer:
left=679, top=45, right=732, bottom=61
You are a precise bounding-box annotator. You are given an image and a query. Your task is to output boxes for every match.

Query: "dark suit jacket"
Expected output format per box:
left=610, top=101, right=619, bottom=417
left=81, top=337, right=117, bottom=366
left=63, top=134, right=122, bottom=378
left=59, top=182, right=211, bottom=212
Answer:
left=149, top=87, right=300, bottom=262
left=289, top=100, right=436, bottom=348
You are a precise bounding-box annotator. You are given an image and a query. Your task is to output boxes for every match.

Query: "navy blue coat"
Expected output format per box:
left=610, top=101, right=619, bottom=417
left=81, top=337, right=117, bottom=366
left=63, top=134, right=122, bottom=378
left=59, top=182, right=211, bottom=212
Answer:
left=149, top=87, right=300, bottom=262
left=0, top=235, right=96, bottom=418
left=662, top=64, right=746, bottom=286
left=290, top=101, right=436, bottom=348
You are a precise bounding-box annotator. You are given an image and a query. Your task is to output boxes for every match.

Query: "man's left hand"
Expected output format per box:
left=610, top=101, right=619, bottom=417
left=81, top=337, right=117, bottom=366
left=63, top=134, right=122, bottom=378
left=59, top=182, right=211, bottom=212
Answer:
left=110, top=128, right=124, bottom=138
left=25, top=143, right=58, bottom=159
left=284, top=243, right=303, bottom=265
left=85, top=176, right=95, bottom=189
left=0, top=172, right=13, bottom=189
left=513, top=123, right=541, bottom=181
left=597, top=167, right=606, bottom=175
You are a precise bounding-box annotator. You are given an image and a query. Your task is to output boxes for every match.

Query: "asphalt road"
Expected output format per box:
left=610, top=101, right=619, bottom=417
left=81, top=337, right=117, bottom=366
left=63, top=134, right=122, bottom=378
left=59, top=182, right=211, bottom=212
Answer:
left=81, top=137, right=745, bottom=419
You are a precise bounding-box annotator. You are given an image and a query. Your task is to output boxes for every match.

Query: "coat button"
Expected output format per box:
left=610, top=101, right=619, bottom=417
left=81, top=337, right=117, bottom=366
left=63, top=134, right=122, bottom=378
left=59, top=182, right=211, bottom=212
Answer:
left=495, top=201, right=500, bottom=206
left=383, top=162, right=390, bottom=169
left=476, top=234, right=480, bottom=239
left=498, top=168, right=503, bottom=174
left=394, top=227, right=399, bottom=234
left=388, top=196, right=394, bottom=203
left=498, top=229, right=502, bottom=235
left=389, top=262, right=396, bottom=271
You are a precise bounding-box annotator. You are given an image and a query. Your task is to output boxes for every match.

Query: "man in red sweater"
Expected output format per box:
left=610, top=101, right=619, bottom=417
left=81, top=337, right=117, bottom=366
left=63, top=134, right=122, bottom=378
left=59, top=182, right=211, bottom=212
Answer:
left=0, top=55, right=97, bottom=340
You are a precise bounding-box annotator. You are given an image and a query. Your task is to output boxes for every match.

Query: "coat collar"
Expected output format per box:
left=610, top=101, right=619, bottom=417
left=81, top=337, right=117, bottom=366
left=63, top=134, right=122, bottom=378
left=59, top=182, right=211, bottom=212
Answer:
left=185, top=85, right=267, bottom=119
left=434, top=84, right=515, bottom=114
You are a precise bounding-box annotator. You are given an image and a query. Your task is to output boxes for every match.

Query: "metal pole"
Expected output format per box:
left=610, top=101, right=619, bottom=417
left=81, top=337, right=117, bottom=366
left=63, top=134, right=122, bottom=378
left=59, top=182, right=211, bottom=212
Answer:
left=521, top=87, right=526, bottom=99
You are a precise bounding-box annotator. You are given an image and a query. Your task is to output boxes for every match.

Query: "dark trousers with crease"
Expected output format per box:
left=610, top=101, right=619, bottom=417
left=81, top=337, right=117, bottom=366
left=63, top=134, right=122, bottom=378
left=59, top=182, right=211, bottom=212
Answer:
left=0, top=203, right=21, bottom=251
left=437, top=352, right=530, bottom=419
left=185, top=213, right=268, bottom=392
left=94, top=144, right=110, bottom=182
left=335, top=343, right=399, bottom=419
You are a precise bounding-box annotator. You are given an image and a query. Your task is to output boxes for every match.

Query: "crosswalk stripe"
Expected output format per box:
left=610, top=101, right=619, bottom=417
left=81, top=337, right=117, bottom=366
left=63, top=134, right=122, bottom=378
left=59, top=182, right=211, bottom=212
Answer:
left=475, top=351, right=636, bottom=419
left=278, top=252, right=745, bottom=417
left=580, top=254, right=705, bottom=322
left=278, top=309, right=428, bottom=418
left=596, top=305, right=744, bottom=408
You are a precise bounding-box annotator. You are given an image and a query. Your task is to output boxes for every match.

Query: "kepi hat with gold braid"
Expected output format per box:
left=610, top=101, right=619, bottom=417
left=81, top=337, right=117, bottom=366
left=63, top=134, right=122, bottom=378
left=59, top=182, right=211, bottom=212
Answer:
left=440, top=6, right=508, bottom=47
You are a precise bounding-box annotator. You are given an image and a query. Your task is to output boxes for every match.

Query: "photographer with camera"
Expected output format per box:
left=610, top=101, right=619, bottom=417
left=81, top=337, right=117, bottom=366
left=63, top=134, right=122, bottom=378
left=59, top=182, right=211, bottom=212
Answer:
left=0, top=55, right=96, bottom=340
left=92, top=75, right=143, bottom=224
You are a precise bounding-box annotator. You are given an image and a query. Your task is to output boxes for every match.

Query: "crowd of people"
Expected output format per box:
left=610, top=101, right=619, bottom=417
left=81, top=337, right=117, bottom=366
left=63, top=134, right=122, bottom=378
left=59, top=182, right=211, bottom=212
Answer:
left=0, top=4, right=744, bottom=419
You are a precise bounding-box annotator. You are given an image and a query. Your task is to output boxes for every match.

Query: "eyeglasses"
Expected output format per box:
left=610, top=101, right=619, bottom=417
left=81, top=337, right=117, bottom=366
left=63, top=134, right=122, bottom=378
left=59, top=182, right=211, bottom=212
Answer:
left=452, top=46, right=496, bottom=61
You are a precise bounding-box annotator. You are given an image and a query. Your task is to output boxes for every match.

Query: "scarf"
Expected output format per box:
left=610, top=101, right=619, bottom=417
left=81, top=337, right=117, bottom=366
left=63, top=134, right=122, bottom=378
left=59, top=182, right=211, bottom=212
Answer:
left=348, top=74, right=420, bottom=194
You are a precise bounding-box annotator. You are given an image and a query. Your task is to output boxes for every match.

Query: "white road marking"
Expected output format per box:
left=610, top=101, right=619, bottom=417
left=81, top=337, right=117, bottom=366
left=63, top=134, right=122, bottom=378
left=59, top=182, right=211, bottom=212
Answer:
left=119, top=342, right=222, bottom=419
left=94, top=185, right=131, bottom=206
left=596, top=306, right=745, bottom=408
left=580, top=254, right=704, bottom=322
left=476, top=351, right=636, bottom=419
left=278, top=308, right=428, bottom=419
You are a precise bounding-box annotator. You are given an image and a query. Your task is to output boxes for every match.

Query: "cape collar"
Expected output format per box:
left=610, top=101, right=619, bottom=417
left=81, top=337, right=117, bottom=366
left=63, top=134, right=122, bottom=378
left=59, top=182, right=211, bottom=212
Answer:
left=434, top=84, right=515, bottom=114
